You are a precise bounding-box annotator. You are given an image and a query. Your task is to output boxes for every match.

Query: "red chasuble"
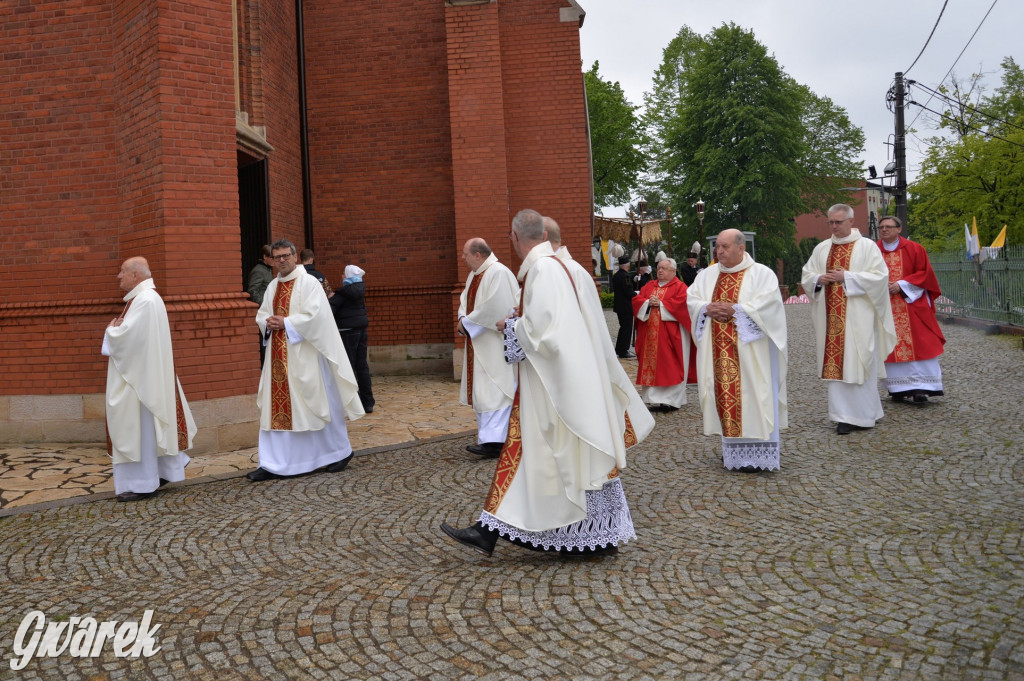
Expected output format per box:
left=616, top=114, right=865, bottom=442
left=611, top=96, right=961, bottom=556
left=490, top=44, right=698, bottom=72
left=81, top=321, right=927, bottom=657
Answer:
left=710, top=270, right=747, bottom=438
left=822, top=242, right=854, bottom=380
left=877, top=237, right=945, bottom=363
left=269, top=279, right=296, bottom=430
left=632, top=278, right=690, bottom=387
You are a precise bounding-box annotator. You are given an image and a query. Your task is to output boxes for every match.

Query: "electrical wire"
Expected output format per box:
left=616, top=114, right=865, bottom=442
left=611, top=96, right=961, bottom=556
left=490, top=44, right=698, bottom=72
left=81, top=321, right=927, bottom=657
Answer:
left=909, top=79, right=1024, bottom=132
left=909, top=100, right=1024, bottom=149
left=904, top=0, right=949, bottom=76
left=905, top=0, right=1000, bottom=131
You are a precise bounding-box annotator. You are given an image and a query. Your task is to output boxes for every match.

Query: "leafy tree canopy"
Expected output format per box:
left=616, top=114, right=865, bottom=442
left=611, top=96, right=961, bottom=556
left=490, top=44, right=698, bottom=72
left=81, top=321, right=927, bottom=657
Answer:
left=584, top=61, right=647, bottom=209
left=909, top=58, right=1024, bottom=251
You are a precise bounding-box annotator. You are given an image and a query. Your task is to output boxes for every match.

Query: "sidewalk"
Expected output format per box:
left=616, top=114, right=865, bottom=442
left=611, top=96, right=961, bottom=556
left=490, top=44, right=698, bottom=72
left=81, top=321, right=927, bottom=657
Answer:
left=0, top=373, right=483, bottom=513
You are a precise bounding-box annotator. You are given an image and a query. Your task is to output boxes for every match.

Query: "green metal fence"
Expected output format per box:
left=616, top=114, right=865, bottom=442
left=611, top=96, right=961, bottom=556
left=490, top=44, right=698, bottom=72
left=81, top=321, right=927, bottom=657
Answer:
left=930, top=244, right=1024, bottom=327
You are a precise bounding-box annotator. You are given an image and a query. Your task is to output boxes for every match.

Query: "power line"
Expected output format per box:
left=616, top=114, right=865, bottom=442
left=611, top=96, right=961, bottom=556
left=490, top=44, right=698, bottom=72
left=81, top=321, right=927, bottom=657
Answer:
left=906, top=0, right=1000, bottom=131
left=904, top=0, right=948, bottom=76
left=909, top=101, right=1024, bottom=149
left=909, top=80, right=1024, bottom=132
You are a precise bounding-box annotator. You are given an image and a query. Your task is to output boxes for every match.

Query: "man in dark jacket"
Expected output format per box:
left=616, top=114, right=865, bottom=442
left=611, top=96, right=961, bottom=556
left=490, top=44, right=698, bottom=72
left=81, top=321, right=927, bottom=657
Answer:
left=612, top=255, right=635, bottom=358
left=329, top=265, right=375, bottom=413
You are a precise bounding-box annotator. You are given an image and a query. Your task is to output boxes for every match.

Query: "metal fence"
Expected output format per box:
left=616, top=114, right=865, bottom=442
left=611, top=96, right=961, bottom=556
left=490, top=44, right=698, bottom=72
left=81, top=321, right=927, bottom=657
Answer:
left=930, top=244, right=1024, bottom=327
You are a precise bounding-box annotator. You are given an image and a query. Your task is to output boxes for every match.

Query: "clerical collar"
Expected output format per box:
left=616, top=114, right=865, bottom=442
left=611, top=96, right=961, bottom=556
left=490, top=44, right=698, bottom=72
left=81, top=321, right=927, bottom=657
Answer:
left=831, top=229, right=862, bottom=245
left=882, top=238, right=901, bottom=251
left=123, top=278, right=156, bottom=303
left=474, top=252, right=498, bottom=275
left=718, top=252, right=755, bottom=274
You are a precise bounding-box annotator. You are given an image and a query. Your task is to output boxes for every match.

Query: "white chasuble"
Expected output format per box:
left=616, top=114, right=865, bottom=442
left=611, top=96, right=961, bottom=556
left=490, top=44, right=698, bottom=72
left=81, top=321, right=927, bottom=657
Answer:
left=103, top=279, right=196, bottom=466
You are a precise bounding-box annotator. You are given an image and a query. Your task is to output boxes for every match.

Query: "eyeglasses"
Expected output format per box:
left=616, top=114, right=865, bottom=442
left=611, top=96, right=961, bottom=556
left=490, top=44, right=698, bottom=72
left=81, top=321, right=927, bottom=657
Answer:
left=271, top=253, right=294, bottom=261
left=879, top=223, right=900, bottom=229
left=827, top=219, right=850, bottom=226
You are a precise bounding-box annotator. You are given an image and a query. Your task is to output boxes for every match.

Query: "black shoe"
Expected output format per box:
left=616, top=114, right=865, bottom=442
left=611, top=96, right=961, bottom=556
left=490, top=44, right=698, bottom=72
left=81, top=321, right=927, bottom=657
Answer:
left=325, top=456, right=352, bottom=473
left=467, top=442, right=502, bottom=458
left=158, top=478, right=170, bottom=487
left=891, top=393, right=907, bottom=403
left=912, top=393, right=928, bottom=403
left=836, top=422, right=853, bottom=435
left=116, top=491, right=154, bottom=502
left=737, top=465, right=760, bottom=473
left=245, top=467, right=281, bottom=482
left=440, top=521, right=498, bottom=557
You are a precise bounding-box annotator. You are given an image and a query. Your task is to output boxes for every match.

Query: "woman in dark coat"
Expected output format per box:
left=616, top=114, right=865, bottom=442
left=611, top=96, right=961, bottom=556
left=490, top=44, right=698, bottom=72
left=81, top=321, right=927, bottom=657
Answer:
left=329, top=265, right=375, bottom=413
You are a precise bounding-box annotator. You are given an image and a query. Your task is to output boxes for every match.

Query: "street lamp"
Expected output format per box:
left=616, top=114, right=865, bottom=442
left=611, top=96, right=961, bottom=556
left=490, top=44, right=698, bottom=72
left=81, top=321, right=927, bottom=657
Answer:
left=695, top=198, right=705, bottom=265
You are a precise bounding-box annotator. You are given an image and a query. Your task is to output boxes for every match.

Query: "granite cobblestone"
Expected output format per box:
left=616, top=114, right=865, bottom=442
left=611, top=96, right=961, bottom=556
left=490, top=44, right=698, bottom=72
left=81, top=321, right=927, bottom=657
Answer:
left=0, top=305, right=1021, bottom=679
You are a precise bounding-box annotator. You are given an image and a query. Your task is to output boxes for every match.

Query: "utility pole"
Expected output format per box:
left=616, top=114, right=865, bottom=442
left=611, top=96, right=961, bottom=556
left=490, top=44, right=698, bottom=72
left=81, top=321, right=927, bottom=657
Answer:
left=894, top=72, right=909, bottom=236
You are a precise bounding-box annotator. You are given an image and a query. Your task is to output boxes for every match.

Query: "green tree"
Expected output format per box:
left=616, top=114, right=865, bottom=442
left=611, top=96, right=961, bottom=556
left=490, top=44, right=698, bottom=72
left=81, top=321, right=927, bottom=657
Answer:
left=909, top=58, right=1024, bottom=250
left=584, top=61, right=647, bottom=209
left=793, top=82, right=867, bottom=216
left=662, top=23, right=805, bottom=266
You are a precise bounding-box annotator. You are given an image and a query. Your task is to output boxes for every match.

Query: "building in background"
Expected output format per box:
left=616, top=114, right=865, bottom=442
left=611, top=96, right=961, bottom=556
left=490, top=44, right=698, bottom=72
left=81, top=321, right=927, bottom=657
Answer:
left=0, top=0, right=591, bottom=446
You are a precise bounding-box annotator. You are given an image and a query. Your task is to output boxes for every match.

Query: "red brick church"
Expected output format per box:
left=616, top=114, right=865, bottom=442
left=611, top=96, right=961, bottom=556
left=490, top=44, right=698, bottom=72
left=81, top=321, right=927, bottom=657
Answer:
left=0, top=0, right=593, bottom=446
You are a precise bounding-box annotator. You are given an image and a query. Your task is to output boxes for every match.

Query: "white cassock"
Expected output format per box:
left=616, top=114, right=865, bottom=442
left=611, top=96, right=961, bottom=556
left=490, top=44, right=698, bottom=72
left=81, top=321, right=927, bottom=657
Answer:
left=555, top=246, right=655, bottom=449
left=458, top=253, right=519, bottom=445
left=801, top=230, right=897, bottom=428
left=103, top=278, right=195, bottom=495
left=688, top=253, right=787, bottom=470
left=256, top=266, right=364, bottom=475
left=478, top=242, right=636, bottom=552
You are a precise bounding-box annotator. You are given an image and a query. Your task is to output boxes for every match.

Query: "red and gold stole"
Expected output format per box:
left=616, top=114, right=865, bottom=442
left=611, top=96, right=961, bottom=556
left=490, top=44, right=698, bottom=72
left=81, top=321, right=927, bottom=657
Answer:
left=882, top=246, right=915, bottom=361
left=270, top=279, right=296, bottom=430
left=711, top=269, right=746, bottom=437
left=637, top=285, right=667, bottom=385
left=174, top=387, right=188, bottom=450
left=463, top=272, right=484, bottom=407
left=822, top=243, right=854, bottom=380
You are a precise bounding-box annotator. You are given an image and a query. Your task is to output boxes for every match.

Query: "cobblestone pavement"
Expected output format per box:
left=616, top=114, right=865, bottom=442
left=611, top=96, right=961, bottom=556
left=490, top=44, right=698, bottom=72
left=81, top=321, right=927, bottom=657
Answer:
left=0, top=305, right=1021, bottom=680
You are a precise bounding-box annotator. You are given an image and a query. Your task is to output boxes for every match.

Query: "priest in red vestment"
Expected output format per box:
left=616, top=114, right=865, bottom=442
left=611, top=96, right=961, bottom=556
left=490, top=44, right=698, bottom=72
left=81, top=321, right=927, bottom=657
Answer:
left=631, top=258, right=693, bottom=411
left=876, top=216, right=945, bottom=403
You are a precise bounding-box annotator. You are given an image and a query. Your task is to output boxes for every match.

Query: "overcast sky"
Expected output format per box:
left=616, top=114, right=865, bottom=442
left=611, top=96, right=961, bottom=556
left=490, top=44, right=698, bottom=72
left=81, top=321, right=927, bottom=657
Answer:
left=578, top=0, right=1021, bottom=216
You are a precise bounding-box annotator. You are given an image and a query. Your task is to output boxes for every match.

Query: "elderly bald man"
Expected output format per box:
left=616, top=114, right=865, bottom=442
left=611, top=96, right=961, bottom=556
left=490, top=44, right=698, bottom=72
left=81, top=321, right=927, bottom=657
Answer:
left=102, top=256, right=196, bottom=501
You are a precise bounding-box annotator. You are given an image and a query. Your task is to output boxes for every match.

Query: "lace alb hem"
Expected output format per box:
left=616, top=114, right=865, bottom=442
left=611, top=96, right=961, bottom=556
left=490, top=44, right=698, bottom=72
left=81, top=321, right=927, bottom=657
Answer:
left=694, top=308, right=708, bottom=342
left=885, top=374, right=943, bottom=389
left=478, top=478, right=636, bottom=551
left=503, top=317, right=525, bottom=364
left=733, top=308, right=765, bottom=344
left=723, top=440, right=780, bottom=471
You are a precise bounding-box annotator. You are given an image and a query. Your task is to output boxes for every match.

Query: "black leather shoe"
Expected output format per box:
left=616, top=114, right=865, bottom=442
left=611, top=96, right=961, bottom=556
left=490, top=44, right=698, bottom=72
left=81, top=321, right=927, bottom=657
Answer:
left=467, top=443, right=502, bottom=458
left=325, top=456, right=352, bottom=473
left=836, top=422, right=853, bottom=435
left=245, top=467, right=281, bottom=482
left=116, top=491, right=154, bottom=502
left=737, top=465, right=760, bottom=473
left=891, top=393, right=907, bottom=403
left=913, top=393, right=929, bottom=403
left=440, top=521, right=498, bottom=557
left=158, top=478, right=170, bottom=487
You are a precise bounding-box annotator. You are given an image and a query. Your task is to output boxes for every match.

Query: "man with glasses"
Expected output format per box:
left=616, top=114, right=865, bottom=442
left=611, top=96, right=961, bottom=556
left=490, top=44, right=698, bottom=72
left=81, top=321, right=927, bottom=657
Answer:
left=248, top=239, right=365, bottom=481
left=876, top=216, right=945, bottom=403
left=801, top=204, right=896, bottom=435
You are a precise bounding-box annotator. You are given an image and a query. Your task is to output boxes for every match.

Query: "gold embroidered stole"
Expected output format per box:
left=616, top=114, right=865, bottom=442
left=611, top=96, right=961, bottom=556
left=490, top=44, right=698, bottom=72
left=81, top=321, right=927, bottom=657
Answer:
left=822, top=243, right=854, bottom=380
left=464, top=273, right=484, bottom=407
left=882, top=247, right=914, bottom=361
left=484, top=257, right=620, bottom=513
left=711, top=270, right=746, bottom=437
left=637, top=286, right=667, bottom=385
left=270, top=279, right=296, bottom=430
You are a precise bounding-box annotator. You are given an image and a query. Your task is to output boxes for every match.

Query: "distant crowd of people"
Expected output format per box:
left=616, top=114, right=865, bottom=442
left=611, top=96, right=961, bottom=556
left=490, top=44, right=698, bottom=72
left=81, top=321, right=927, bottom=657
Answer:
left=102, top=203, right=945, bottom=560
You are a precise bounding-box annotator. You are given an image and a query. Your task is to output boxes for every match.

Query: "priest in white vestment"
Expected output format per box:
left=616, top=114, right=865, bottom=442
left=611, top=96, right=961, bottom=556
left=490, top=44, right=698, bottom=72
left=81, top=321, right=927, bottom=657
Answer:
left=247, top=239, right=365, bottom=481
left=801, top=204, right=896, bottom=435
left=441, top=209, right=638, bottom=558
left=103, top=257, right=195, bottom=502
left=546, top=218, right=654, bottom=454
left=688, top=229, right=787, bottom=471
left=457, top=238, right=519, bottom=458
